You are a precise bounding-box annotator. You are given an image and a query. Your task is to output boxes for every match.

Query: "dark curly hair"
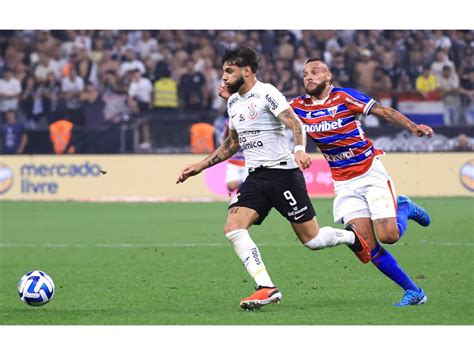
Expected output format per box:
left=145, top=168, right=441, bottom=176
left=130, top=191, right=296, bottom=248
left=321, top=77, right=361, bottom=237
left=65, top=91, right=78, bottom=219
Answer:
left=221, top=45, right=259, bottom=73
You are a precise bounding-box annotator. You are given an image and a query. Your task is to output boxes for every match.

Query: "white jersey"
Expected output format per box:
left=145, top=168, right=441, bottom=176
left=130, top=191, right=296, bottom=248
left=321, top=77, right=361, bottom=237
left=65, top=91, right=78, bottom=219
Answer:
left=227, top=81, right=297, bottom=170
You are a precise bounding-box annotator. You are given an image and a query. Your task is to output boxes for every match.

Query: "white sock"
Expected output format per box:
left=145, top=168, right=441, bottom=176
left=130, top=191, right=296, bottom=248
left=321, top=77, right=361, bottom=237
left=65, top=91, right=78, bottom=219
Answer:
left=304, top=226, right=355, bottom=250
left=225, top=229, right=274, bottom=288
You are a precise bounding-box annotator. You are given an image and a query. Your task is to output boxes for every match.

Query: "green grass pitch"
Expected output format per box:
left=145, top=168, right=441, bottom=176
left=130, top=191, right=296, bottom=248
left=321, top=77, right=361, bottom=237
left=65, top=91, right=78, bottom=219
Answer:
left=0, top=198, right=472, bottom=325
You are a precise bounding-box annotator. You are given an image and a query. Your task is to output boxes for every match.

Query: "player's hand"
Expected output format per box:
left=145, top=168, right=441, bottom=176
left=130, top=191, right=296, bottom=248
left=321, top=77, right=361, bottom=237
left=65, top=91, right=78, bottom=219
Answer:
left=217, top=83, right=231, bottom=100
left=412, top=124, right=434, bottom=137
left=176, top=164, right=203, bottom=184
left=294, top=151, right=312, bottom=171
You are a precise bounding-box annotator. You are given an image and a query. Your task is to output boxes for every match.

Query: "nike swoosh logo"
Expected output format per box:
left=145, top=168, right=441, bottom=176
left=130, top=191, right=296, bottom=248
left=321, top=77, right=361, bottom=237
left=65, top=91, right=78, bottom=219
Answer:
left=294, top=214, right=305, bottom=220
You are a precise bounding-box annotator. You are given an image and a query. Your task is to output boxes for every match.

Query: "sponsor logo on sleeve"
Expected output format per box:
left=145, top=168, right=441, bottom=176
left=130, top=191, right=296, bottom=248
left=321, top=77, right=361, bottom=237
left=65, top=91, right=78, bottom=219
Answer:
left=265, top=94, right=278, bottom=111
left=345, top=97, right=363, bottom=108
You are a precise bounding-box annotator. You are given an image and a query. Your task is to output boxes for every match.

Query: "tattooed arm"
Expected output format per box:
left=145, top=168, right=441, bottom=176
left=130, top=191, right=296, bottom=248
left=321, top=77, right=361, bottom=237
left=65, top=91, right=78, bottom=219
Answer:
left=277, top=107, right=311, bottom=170
left=176, top=128, right=240, bottom=184
left=278, top=107, right=306, bottom=148
left=371, top=104, right=434, bottom=137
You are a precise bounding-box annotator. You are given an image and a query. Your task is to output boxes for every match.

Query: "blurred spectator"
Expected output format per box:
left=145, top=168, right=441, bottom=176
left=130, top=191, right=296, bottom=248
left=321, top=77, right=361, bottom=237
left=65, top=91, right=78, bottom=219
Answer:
left=416, top=65, right=438, bottom=98
left=19, top=74, right=35, bottom=126
left=42, top=71, right=62, bottom=123
left=61, top=30, right=78, bottom=58
left=382, top=55, right=404, bottom=91
left=1, top=110, right=27, bottom=154
left=437, top=65, right=461, bottom=125
left=179, top=60, right=206, bottom=110
left=119, top=47, right=145, bottom=78
left=276, top=68, right=299, bottom=98
left=0, top=68, right=22, bottom=114
left=135, top=31, right=158, bottom=60
left=154, top=59, right=172, bottom=81
left=34, top=53, right=58, bottom=83
left=460, top=69, right=474, bottom=124
left=91, top=37, right=105, bottom=64
left=61, top=67, right=85, bottom=126
left=101, top=70, right=129, bottom=124
left=406, top=49, right=425, bottom=86
left=277, top=34, right=295, bottom=61
left=354, top=49, right=377, bottom=95
left=449, top=30, right=466, bottom=68
left=153, top=76, right=178, bottom=109
left=76, top=46, right=98, bottom=87
left=128, top=69, right=153, bottom=112
left=143, top=57, right=158, bottom=82
left=371, top=66, right=392, bottom=98
left=433, top=30, right=452, bottom=51
left=331, top=52, right=352, bottom=87
left=75, top=30, right=92, bottom=53
left=431, top=49, right=455, bottom=80
left=98, top=50, right=120, bottom=81
left=293, top=46, right=308, bottom=78
left=127, top=69, right=153, bottom=150
left=395, top=71, right=415, bottom=94
left=451, top=133, right=473, bottom=151
left=202, top=57, right=222, bottom=111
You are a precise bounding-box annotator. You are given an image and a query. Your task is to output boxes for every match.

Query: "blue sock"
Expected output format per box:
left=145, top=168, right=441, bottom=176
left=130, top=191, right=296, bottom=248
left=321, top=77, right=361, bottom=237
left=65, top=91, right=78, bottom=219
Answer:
left=371, top=244, right=420, bottom=292
left=397, top=201, right=409, bottom=237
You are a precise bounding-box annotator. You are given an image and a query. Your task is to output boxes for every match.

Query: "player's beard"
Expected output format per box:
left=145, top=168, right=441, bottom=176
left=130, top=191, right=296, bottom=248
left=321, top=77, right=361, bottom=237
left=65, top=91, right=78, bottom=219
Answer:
left=226, top=75, right=245, bottom=94
left=305, top=80, right=329, bottom=97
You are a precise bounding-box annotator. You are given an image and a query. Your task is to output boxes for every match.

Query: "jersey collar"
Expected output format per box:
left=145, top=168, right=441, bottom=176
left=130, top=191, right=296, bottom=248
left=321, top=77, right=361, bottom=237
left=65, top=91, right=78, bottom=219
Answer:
left=238, top=80, right=259, bottom=99
left=305, top=84, right=335, bottom=105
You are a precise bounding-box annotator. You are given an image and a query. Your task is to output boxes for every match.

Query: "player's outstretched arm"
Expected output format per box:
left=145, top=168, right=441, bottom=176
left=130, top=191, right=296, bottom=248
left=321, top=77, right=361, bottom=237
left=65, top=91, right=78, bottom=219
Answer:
left=278, top=108, right=312, bottom=171
left=371, top=104, right=434, bottom=137
left=176, top=129, right=240, bottom=184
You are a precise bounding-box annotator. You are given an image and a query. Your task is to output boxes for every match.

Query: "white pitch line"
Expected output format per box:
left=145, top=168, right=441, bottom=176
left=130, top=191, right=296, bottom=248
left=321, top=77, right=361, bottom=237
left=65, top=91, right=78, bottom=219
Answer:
left=0, top=242, right=297, bottom=248
left=0, top=241, right=473, bottom=248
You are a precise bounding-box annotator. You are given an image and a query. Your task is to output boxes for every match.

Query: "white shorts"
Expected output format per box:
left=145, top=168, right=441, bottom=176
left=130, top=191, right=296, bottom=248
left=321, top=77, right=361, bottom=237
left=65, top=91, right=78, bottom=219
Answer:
left=333, top=158, right=397, bottom=224
left=225, top=163, right=248, bottom=184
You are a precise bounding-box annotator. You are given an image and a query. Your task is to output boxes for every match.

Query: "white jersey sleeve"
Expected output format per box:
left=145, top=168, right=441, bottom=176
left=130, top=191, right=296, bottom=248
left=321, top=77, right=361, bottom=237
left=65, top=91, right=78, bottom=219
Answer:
left=263, top=83, right=292, bottom=118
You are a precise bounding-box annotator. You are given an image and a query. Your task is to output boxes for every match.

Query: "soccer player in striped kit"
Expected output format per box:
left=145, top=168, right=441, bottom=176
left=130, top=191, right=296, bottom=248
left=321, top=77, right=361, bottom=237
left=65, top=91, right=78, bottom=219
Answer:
left=290, top=58, right=433, bottom=306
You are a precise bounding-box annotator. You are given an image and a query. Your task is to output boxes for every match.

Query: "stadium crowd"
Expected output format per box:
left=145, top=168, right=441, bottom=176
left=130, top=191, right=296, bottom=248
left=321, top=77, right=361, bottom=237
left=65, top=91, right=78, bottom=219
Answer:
left=0, top=30, right=473, bottom=152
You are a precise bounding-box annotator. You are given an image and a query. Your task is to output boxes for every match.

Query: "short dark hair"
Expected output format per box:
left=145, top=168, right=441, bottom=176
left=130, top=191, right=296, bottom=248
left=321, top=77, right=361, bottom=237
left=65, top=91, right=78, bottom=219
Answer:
left=222, top=45, right=259, bottom=73
left=305, top=57, right=327, bottom=65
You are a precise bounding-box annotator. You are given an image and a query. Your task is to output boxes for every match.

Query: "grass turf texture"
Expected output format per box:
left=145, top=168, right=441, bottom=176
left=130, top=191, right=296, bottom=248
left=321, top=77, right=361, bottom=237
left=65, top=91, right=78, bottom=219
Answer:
left=0, top=198, right=472, bottom=325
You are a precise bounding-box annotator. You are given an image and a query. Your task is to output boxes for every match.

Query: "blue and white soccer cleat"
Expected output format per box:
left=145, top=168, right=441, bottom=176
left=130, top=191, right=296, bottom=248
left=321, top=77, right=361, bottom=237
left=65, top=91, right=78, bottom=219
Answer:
left=397, top=195, right=431, bottom=227
left=395, top=288, right=427, bottom=307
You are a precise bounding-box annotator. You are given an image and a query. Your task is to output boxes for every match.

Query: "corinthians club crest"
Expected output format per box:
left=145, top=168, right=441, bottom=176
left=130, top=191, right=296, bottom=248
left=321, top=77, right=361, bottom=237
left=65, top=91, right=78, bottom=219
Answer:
left=247, top=103, right=257, bottom=120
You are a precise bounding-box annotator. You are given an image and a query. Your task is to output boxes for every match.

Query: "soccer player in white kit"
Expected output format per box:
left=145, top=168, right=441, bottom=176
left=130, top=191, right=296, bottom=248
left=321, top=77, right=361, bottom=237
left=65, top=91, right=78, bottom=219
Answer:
left=177, top=46, right=370, bottom=311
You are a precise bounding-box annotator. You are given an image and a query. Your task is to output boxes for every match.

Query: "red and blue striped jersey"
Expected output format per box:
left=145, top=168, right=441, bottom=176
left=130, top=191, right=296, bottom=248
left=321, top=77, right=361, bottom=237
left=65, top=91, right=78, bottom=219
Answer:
left=290, top=85, right=384, bottom=181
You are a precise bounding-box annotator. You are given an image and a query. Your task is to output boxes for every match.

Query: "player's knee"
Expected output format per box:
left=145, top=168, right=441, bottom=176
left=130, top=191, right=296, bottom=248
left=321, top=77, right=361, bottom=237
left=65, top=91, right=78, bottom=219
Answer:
left=224, top=221, right=246, bottom=235
left=378, top=231, right=400, bottom=244
left=224, top=223, right=236, bottom=235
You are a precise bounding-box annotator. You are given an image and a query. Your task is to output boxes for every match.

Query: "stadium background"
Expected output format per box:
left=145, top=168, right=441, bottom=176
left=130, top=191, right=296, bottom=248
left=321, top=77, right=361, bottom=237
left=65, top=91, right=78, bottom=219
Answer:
left=0, top=30, right=472, bottom=328
left=0, top=30, right=473, bottom=200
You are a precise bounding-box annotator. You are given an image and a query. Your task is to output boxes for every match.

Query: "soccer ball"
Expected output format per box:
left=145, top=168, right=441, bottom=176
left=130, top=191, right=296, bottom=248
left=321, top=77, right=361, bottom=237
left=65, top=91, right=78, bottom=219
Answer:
left=18, top=270, right=55, bottom=307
